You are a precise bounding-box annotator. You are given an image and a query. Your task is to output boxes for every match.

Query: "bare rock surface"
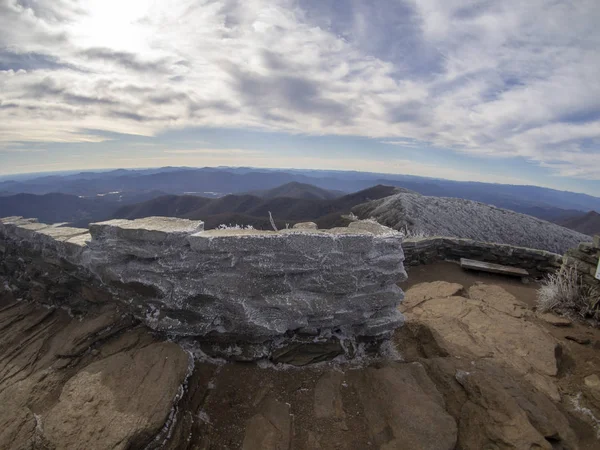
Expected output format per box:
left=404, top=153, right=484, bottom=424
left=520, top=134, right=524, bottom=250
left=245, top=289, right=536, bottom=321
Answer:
left=0, top=278, right=596, bottom=450
left=348, top=362, right=458, bottom=450
left=539, top=312, right=573, bottom=327
left=179, top=360, right=458, bottom=450
left=467, top=283, right=531, bottom=318
left=242, top=396, right=292, bottom=450
left=44, top=342, right=189, bottom=450
left=399, top=281, right=464, bottom=312
left=422, top=358, right=577, bottom=450
left=401, top=281, right=561, bottom=400
left=0, top=297, right=190, bottom=450
left=314, top=371, right=346, bottom=420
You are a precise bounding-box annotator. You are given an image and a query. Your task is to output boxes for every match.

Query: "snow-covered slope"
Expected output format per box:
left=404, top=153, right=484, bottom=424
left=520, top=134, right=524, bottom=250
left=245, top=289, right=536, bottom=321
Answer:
left=352, top=192, right=592, bottom=254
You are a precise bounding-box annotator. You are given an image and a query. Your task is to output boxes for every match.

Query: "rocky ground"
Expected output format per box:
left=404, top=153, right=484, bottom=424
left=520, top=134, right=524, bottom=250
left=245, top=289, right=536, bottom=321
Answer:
left=2, top=262, right=600, bottom=449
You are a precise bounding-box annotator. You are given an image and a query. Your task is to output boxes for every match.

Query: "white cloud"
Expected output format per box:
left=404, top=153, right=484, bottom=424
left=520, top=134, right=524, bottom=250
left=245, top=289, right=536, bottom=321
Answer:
left=0, top=148, right=46, bottom=152
left=380, top=139, right=422, bottom=148
left=0, top=0, right=599, bottom=179
left=163, top=148, right=264, bottom=155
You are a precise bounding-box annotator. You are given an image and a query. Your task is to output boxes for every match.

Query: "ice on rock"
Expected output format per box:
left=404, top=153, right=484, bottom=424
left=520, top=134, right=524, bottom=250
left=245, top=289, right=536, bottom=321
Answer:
left=0, top=216, right=407, bottom=342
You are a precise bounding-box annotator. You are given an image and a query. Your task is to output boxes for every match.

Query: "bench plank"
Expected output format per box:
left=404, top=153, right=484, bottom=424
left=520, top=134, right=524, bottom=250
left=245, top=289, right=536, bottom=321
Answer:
left=460, top=258, right=529, bottom=277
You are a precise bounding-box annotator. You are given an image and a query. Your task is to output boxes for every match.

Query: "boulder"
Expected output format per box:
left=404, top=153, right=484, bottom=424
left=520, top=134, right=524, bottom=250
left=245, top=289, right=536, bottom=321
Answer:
left=584, top=374, right=600, bottom=402
left=43, top=342, right=189, bottom=450
left=585, top=374, right=600, bottom=390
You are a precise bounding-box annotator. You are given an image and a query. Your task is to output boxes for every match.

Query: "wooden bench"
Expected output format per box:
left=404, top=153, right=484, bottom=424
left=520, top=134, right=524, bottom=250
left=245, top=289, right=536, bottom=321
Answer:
left=460, top=258, right=529, bottom=277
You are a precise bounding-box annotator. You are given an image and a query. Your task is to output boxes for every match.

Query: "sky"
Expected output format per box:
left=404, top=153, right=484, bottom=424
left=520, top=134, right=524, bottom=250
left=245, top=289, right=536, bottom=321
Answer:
left=1, top=0, right=600, bottom=194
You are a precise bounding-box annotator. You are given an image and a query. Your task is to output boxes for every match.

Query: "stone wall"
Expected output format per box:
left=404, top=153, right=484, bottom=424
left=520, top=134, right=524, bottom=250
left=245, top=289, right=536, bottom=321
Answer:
left=562, top=235, right=600, bottom=288
left=0, top=216, right=407, bottom=344
left=402, top=237, right=563, bottom=277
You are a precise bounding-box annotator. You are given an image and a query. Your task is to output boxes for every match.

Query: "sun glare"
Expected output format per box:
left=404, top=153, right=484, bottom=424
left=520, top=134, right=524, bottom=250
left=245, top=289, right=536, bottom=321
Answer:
left=69, top=0, right=154, bottom=52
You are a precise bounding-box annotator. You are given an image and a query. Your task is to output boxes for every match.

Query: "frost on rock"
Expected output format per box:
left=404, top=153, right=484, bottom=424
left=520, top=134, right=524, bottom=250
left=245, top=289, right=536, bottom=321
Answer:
left=0, top=216, right=407, bottom=344
left=353, top=192, right=592, bottom=254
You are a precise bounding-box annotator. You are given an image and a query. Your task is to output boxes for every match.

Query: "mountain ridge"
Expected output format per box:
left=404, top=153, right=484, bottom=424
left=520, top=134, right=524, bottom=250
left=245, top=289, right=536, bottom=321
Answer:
left=558, top=210, right=600, bottom=236
left=248, top=181, right=343, bottom=200
left=112, top=184, right=402, bottom=229
left=2, top=167, right=599, bottom=219
left=352, top=192, right=591, bottom=253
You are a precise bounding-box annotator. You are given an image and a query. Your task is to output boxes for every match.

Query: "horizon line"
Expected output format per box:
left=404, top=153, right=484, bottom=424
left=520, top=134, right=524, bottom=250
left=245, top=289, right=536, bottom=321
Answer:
left=0, top=164, right=598, bottom=199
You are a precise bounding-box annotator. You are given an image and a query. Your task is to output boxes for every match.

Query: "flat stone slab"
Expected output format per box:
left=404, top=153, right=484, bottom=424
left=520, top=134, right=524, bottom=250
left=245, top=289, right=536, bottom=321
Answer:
left=460, top=258, right=529, bottom=277
left=90, top=217, right=205, bottom=243
left=348, top=220, right=397, bottom=235
left=293, top=222, right=318, bottom=230
left=0, top=216, right=37, bottom=226
left=538, top=312, right=572, bottom=327
left=37, top=226, right=89, bottom=241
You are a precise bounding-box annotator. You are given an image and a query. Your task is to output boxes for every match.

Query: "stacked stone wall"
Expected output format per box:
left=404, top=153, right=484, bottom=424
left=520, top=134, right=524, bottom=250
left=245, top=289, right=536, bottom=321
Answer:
left=402, top=237, right=563, bottom=277
left=0, top=216, right=407, bottom=344
left=562, top=235, right=600, bottom=288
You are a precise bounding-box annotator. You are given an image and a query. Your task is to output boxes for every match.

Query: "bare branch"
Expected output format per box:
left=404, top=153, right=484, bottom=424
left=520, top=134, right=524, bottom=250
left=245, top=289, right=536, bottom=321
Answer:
left=268, top=211, right=278, bottom=232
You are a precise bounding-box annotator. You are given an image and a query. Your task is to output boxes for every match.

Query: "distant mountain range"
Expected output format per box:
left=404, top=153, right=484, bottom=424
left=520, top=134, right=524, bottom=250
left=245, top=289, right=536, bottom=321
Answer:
left=0, top=166, right=599, bottom=241
left=0, top=183, right=402, bottom=230
left=112, top=184, right=402, bottom=229
left=0, top=191, right=166, bottom=226
left=2, top=167, right=600, bottom=222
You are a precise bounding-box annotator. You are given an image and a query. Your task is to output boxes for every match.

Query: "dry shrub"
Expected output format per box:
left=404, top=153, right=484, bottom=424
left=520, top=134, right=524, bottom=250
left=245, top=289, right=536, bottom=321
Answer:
left=537, top=266, right=600, bottom=320
left=400, top=225, right=431, bottom=240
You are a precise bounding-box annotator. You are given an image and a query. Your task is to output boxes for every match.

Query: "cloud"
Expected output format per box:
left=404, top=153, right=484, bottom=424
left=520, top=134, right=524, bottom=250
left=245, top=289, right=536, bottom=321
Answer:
left=0, top=147, right=46, bottom=153
left=0, top=49, right=76, bottom=71
left=164, top=148, right=264, bottom=155
left=79, top=47, right=173, bottom=73
left=0, top=0, right=599, bottom=179
left=380, top=139, right=422, bottom=148
left=228, top=67, right=351, bottom=126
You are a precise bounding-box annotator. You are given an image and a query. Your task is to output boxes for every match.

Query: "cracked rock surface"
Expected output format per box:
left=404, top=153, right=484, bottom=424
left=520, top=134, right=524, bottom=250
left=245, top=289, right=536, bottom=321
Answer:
left=0, top=298, right=190, bottom=450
